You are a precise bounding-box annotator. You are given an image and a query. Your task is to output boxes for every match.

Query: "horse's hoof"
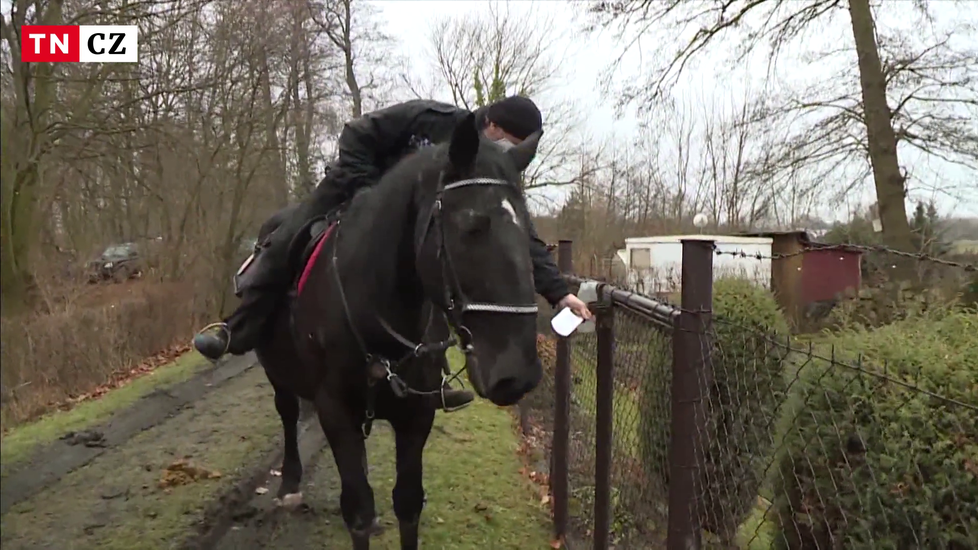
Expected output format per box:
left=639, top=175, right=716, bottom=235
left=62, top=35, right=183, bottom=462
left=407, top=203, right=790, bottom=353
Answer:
left=274, top=492, right=303, bottom=510
left=350, top=517, right=384, bottom=537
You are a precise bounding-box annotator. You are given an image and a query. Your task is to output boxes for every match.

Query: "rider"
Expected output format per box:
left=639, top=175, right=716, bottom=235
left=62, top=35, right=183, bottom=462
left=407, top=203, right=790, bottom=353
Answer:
left=193, top=96, right=593, bottom=366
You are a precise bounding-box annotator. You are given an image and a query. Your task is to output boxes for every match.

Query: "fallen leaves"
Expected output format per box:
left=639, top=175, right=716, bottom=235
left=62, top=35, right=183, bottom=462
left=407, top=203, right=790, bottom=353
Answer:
left=537, top=335, right=557, bottom=373
left=158, top=458, right=222, bottom=490
left=514, top=423, right=556, bottom=522
left=56, top=343, right=192, bottom=411
left=511, top=342, right=562, bottom=525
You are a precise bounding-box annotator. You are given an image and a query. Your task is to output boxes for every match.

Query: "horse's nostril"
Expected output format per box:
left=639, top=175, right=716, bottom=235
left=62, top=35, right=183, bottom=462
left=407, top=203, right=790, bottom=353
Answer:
left=487, top=377, right=530, bottom=407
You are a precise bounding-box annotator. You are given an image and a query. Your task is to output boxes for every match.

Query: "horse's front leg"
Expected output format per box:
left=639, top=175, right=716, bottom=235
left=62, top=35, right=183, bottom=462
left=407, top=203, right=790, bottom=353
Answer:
left=270, top=379, right=303, bottom=506
left=315, top=389, right=380, bottom=550
left=390, top=403, right=435, bottom=550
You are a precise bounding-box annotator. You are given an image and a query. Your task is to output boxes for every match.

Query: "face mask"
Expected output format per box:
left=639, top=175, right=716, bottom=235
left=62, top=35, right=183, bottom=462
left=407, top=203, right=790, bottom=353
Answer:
left=493, top=138, right=516, bottom=151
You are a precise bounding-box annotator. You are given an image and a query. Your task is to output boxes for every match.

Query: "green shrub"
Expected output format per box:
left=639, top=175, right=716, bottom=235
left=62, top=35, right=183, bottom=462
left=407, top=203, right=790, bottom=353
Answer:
left=627, top=311, right=671, bottom=516
left=638, top=277, right=791, bottom=541
left=772, top=309, right=978, bottom=549
left=636, top=318, right=676, bottom=506
left=962, top=274, right=978, bottom=309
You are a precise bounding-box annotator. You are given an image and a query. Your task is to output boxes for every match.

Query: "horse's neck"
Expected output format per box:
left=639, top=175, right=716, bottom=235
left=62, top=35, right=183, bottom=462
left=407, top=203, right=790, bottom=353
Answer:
left=338, top=186, right=426, bottom=339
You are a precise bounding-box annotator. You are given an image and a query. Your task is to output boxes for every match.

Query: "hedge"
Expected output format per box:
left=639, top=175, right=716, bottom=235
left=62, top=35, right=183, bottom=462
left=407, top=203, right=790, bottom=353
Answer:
left=772, top=308, right=978, bottom=549
left=638, top=277, right=791, bottom=541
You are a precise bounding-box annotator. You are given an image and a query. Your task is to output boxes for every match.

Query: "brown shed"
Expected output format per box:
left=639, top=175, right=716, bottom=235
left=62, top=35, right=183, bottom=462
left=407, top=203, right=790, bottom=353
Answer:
left=799, top=246, right=863, bottom=305
left=738, top=231, right=863, bottom=325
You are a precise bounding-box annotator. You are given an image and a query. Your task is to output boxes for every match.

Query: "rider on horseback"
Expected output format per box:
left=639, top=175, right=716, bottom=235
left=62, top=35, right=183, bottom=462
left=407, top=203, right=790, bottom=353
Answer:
left=192, top=96, right=592, bottom=399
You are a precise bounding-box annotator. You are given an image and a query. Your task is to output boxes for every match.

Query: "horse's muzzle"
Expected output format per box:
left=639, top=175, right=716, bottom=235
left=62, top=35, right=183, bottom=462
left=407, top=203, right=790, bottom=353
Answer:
left=464, top=353, right=486, bottom=397
left=482, top=345, right=541, bottom=407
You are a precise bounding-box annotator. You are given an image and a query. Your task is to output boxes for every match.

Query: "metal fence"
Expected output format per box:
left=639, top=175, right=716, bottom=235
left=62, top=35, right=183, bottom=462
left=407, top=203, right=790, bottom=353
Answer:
left=522, top=239, right=977, bottom=550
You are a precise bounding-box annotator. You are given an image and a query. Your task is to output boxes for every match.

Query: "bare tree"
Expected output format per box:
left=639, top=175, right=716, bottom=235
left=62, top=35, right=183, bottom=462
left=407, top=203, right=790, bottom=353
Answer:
left=0, top=0, right=355, bottom=313
left=1, top=0, right=206, bottom=308
left=312, top=0, right=397, bottom=119
left=589, top=0, right=978, bottom=260
left=422, top=2, right=591, bottom=191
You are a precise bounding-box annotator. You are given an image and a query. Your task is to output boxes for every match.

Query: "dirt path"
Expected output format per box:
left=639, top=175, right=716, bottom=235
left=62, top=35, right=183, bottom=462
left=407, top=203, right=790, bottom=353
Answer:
left=0, top=355, right=256, bottom=514
left=0, top=353, right=553, bottom=550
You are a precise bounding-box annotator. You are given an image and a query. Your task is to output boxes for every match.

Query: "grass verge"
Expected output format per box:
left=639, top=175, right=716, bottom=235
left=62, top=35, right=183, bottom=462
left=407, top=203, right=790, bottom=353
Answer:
left=263, top=401, right=555, bottom=549
left=0, top=352, right=208, bottom=472
left=262, top=351, right=555, bottom=549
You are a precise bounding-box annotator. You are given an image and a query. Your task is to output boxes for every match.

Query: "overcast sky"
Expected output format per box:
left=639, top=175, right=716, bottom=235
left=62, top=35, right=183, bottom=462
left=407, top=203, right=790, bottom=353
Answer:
left=2, top=0, right=973, bottom=221
left=373, top=0, right=978, bottom=221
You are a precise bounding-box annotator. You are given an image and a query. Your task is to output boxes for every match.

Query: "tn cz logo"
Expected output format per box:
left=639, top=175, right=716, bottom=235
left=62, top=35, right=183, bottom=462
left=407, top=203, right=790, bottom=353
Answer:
left=21, top=25, right=139, bottom=63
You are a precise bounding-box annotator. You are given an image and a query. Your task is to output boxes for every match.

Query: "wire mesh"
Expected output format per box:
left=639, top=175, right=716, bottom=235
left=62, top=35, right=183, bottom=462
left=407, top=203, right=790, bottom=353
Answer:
left=548, top=305, right=670, bottom=547
left=520, top=295, right=560, bottom=474
left=567, top=328, right=598, bottom=543
left=688, top=315, right=977, bottom=549
left=535, top=241, right=976, bottom=549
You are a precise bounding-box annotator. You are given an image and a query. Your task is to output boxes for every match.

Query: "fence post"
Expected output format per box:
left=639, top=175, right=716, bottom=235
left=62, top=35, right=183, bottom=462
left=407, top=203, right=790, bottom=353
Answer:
left=551, top=239, right=573, bottom=543
left=592, top=293, right=615, bottom=550
left=666, top=239, right=715, bottom=550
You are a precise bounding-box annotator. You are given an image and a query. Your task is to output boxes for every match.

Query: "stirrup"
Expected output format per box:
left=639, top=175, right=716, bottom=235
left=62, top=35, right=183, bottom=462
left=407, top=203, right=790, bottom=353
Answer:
left=440, top=375, right=472, bottom=413
left=192, top=322, right=231, bottom=361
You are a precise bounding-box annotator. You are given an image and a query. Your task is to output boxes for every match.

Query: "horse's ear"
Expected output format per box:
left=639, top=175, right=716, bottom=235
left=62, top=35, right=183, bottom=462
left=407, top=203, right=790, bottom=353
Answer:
left=449, top=112, right=480, bottom=170
left=508, top=130, right=542, bottom=172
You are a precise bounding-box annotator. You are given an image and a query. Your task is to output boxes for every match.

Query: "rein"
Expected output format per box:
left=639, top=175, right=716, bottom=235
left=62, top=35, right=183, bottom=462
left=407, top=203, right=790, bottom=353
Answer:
left=328, top=176, right=539, bottom=435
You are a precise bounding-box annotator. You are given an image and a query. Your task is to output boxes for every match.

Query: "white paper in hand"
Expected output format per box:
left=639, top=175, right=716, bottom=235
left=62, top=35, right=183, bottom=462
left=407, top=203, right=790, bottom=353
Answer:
left=551, top=307, right=584, bottom=337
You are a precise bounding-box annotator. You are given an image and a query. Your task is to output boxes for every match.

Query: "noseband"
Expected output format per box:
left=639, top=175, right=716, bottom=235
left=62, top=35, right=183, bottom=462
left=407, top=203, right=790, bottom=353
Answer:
left=328, top=176, right=539, bottom=425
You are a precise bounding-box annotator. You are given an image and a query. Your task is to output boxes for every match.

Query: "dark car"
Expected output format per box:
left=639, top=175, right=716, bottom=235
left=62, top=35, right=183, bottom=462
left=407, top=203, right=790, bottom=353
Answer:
left=87, top=242, right=144, bottom=283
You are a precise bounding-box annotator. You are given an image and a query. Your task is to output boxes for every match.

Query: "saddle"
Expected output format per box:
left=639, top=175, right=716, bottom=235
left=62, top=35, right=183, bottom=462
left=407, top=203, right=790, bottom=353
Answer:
left=232, top=207, right=343, bottom=298
left=292, top=214, right=338, bottom=297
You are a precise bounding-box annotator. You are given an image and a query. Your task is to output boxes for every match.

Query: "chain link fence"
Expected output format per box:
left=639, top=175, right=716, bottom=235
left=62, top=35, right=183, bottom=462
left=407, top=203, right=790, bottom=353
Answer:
left=526, top=239, right=976, bottom=550
left=703, top=318, right=977, bottom=549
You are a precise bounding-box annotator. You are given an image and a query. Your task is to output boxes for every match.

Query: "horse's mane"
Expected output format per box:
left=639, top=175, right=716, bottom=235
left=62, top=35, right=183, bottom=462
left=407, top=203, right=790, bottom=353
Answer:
left=333, top=138, right=525, bottom=332
left=342, top=145, right=446, bottom=247
left=333, top=145, right=450, bottom=326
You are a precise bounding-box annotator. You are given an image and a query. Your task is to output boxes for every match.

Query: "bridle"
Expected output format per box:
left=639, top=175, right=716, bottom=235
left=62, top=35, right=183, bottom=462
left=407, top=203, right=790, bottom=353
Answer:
left=329, top=174, right=539, bottom=432
left=417, top=175, right=541, bottom=345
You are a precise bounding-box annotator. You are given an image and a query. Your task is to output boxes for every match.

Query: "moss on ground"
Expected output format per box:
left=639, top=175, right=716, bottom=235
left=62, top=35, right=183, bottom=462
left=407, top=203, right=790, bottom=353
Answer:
left=1, top=352, right=208, bottom=473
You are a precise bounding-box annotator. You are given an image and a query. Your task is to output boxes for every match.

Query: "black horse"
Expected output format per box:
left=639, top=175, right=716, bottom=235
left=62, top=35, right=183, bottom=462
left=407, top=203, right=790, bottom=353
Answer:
left=254, top=113, right=543, bottom=550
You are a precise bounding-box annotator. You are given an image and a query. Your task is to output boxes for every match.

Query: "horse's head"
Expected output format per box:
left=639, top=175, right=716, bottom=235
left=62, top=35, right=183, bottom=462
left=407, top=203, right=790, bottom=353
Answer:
left=413, top=113, right=542, bottom=406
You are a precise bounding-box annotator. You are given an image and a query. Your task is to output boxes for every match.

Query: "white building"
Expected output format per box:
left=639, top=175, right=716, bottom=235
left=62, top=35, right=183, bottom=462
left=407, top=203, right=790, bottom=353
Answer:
left=616, top=235, right=773, bottom=295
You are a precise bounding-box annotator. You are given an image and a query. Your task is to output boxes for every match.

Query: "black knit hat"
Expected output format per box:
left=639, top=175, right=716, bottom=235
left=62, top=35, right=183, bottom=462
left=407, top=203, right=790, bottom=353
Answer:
left=485, top=96, right=543, bottom=140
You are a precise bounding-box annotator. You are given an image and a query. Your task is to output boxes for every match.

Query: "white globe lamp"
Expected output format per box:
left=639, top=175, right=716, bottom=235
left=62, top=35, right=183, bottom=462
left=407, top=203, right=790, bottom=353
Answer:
left=693, top=213, right=709, bottom=233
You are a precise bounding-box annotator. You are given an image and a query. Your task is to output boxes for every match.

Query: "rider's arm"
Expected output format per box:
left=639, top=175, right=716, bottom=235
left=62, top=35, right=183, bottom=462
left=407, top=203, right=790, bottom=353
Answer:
left=334, top=99, right=455, bottom=195
left=527, top=218, right=570, bottom=306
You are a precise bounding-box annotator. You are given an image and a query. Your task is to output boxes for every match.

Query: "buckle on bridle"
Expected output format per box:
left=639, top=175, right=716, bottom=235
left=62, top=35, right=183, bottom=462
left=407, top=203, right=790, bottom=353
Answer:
left=456, top=325, right=474, bottom=354
left=384, top=362, right=409, bottom=398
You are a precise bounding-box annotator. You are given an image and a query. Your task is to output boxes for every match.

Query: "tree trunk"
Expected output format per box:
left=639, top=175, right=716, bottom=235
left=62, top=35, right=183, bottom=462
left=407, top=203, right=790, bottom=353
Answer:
left=259, top=49, right=290, bottom=208
left=0, top=1, right=64, bottom=310
left=847, top=0, right=914, bottom=259
left=339, top=0, right=363, bottom=118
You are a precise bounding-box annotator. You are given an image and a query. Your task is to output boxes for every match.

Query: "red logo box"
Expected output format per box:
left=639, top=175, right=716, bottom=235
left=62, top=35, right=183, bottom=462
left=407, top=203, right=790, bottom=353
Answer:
left=21, top=25, right=81, bottom=62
